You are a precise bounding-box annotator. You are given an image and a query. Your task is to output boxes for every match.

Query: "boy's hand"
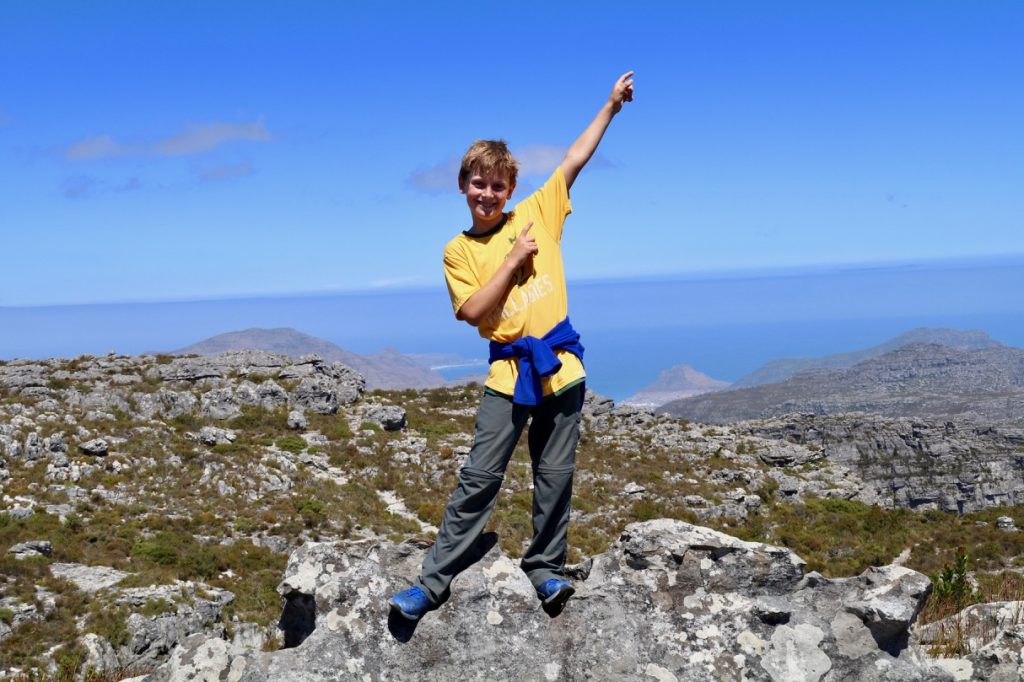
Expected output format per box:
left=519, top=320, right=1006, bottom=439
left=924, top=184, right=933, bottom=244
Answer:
left=508, top=222, right=538, bottom=268
left=609, top=71, right=634, bottom=114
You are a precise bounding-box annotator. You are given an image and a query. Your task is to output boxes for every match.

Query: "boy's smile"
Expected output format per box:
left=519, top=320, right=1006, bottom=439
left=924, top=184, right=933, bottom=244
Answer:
left=461, top=170, right=515, bottom=233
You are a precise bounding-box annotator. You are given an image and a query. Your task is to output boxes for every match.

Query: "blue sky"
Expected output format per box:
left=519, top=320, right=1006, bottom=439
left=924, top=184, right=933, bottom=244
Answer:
left=1, top=1, right=1022, bottom=306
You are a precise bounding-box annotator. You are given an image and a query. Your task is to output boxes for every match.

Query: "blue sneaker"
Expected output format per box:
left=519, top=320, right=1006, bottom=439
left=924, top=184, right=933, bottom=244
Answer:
left=388, top=586, right=431, bottom=621
left=536, top=579, right=575, bottom=607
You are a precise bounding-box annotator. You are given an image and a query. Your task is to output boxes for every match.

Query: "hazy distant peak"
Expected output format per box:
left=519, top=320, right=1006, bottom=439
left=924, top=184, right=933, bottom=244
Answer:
left=648, top=364, right=731, bottom=392
left=621, top=364, right=730, bottom=408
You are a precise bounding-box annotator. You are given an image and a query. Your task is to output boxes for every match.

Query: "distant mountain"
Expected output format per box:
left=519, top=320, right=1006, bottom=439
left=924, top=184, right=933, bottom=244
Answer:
left=621, top=364, right=730, bottom=408
left=733, top=327, right=1001, bottom=388
left=171, top=328, right=444, bottom=390
left=659, top=341, right=1024, bottom=424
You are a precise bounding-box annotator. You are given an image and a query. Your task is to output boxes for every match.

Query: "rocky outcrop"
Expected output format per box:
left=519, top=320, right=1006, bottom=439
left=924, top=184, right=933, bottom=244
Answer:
left=739, top=413, right=1024, bottom=513
left=916, top=601, right=1024, bottom=681
left=145, top=520, right=950, bottom=681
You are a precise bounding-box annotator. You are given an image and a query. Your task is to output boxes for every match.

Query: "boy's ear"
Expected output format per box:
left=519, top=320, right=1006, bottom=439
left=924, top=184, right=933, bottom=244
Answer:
left=508, top=181, right=515, bottom=198
left=457, top=177, right=466, bottom=194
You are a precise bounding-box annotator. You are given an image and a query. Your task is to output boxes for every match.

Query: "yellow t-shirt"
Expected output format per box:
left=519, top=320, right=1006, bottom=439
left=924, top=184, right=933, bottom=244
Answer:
left=443, top=167, right=585, bottom=397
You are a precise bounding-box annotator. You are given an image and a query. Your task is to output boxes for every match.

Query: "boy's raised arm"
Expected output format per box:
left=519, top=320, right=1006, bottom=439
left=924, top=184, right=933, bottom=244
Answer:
left=560, top=71, right=634, bottom=190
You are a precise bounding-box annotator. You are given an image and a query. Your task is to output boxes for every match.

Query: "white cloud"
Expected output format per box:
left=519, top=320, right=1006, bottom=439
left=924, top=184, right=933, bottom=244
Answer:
left=64, top=120, right=273, bottom=161
left=408, top=157, right=460, bottom=194
left=514, top=144, right=567, bottom=175
left=155, top=121, right=272, bottom=156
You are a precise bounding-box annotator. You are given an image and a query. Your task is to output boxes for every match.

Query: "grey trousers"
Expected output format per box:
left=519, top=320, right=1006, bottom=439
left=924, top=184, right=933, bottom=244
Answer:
left=415, top=383, right=583, bottom=604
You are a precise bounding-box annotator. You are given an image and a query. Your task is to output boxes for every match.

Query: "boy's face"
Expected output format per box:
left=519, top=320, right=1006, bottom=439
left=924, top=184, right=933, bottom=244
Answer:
left=460, top=168, right=514, bottom=230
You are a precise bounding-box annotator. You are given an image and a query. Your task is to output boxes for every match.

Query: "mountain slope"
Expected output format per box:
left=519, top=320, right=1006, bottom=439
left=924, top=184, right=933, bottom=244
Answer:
left=733, top=327, right=1001, bottom=388
left=659, top=342, right=1024, bottom=424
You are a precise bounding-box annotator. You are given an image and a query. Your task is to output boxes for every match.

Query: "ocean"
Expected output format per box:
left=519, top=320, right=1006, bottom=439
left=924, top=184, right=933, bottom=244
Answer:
left=3, top=258, right=1023, bottom=401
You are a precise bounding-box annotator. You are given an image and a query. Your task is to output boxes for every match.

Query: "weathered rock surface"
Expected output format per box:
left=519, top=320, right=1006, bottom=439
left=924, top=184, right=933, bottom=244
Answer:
left=49, top=562, right=130, bottom=592
left=145, top=520, right=950, bottom=681
left=916, top=601, right=1024, bottom=681
left=7, top=539, right=53, bottom=559
left=364, top=404, right=407, bottom=431
left=738, top=413, right=1024, bottom=513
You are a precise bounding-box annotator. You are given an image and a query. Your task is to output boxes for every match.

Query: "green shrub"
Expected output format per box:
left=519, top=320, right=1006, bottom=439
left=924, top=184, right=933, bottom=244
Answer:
left=275, top=436, right=307, bottom=454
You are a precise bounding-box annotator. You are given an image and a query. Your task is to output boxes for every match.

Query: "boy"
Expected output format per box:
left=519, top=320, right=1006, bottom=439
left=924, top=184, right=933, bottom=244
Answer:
left=389, top=72, right=634, bottom=620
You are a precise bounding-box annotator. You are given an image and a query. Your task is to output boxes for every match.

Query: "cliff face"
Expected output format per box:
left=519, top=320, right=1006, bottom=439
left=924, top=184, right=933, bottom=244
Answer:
left=736, top=413, right=1024, bottom=513
left=660, top=343, right=1024, bottom=425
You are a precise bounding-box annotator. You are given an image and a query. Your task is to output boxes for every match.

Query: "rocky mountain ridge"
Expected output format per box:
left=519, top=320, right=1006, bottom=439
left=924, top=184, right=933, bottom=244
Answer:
left=733, top=327, right=1002, bottom=388
left=660, top=342, right=1024, bottom=425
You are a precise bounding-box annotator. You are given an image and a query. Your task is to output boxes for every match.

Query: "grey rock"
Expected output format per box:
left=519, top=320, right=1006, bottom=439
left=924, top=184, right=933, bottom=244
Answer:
left=197, top=426, right=237, bottom=446
left=78, top=438, right=109, bottom=456
left=80, top=632, right=121, bottom=674
left=50, top=563, right=130, bottom=593
left=133, top=389, right=198, bottom=419
left=8, top=539, right=53, bottom=559
left=287, top=409, right=307, bottom=430
left=257, top=380, right=289, bottom=410
left=145, top=520, right=949, bottom=681
left=23, top=431, right=45, bottom=460
left=583, top=389, right=615, bottom=417
left=9, top=505, right=34, bottom=520
left=916, top=601, right=1024, bottom=680
left=292, top=376, right=341, bottom=415
left=365, top=404, right=407, bottom=431
left=199, top=388, right=242, bottom=420
left=997, top=516, right=1017, bottom=531
left=740, top=414, right=1024, bottom=513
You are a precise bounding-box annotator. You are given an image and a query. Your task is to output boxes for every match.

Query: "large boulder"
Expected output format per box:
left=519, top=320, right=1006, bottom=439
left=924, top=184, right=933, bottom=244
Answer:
left=144, top=520, right=950, bottom=681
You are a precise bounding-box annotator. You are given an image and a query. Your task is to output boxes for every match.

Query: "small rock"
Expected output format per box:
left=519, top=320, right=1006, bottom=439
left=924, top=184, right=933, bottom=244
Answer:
left=8, top=540, right=53, bottom=559
left=287, top=410, right=308, bottom=430
left=622, top=482, right=646, bottom=497
left=365, top=404, right=407, bottom=431
left=9, top=505, right=34, bottom=520
left=197, top=426, right=237, bottom=446
left=78, top=438, right=109, bottom=456
left=997, top=516, right=1017, bottom=531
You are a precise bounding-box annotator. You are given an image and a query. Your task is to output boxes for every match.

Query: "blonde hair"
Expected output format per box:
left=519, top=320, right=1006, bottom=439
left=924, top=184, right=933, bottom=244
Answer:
left=458, top=139, right=519, bottom=188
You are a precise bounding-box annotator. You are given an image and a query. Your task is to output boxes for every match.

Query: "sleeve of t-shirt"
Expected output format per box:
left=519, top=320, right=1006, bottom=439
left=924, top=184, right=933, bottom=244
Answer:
left=517, top=166, right=573, bottom=242
left=443, top=241, right=479, bottom=317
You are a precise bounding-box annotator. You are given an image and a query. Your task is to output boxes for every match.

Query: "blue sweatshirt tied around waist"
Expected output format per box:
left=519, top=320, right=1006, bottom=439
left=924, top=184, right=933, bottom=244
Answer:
left=487, top=317, right=585, bottom=406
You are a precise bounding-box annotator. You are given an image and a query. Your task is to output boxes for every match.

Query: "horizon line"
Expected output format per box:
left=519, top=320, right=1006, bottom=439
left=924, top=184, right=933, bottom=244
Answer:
left=3, top=252, right=1023, bottom=310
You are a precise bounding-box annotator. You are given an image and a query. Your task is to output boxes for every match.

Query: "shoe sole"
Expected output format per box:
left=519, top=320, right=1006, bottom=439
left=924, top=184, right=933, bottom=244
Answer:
left=388, top=598, right=425, bottom=621
left=541, top=584, right=575, bottom=608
